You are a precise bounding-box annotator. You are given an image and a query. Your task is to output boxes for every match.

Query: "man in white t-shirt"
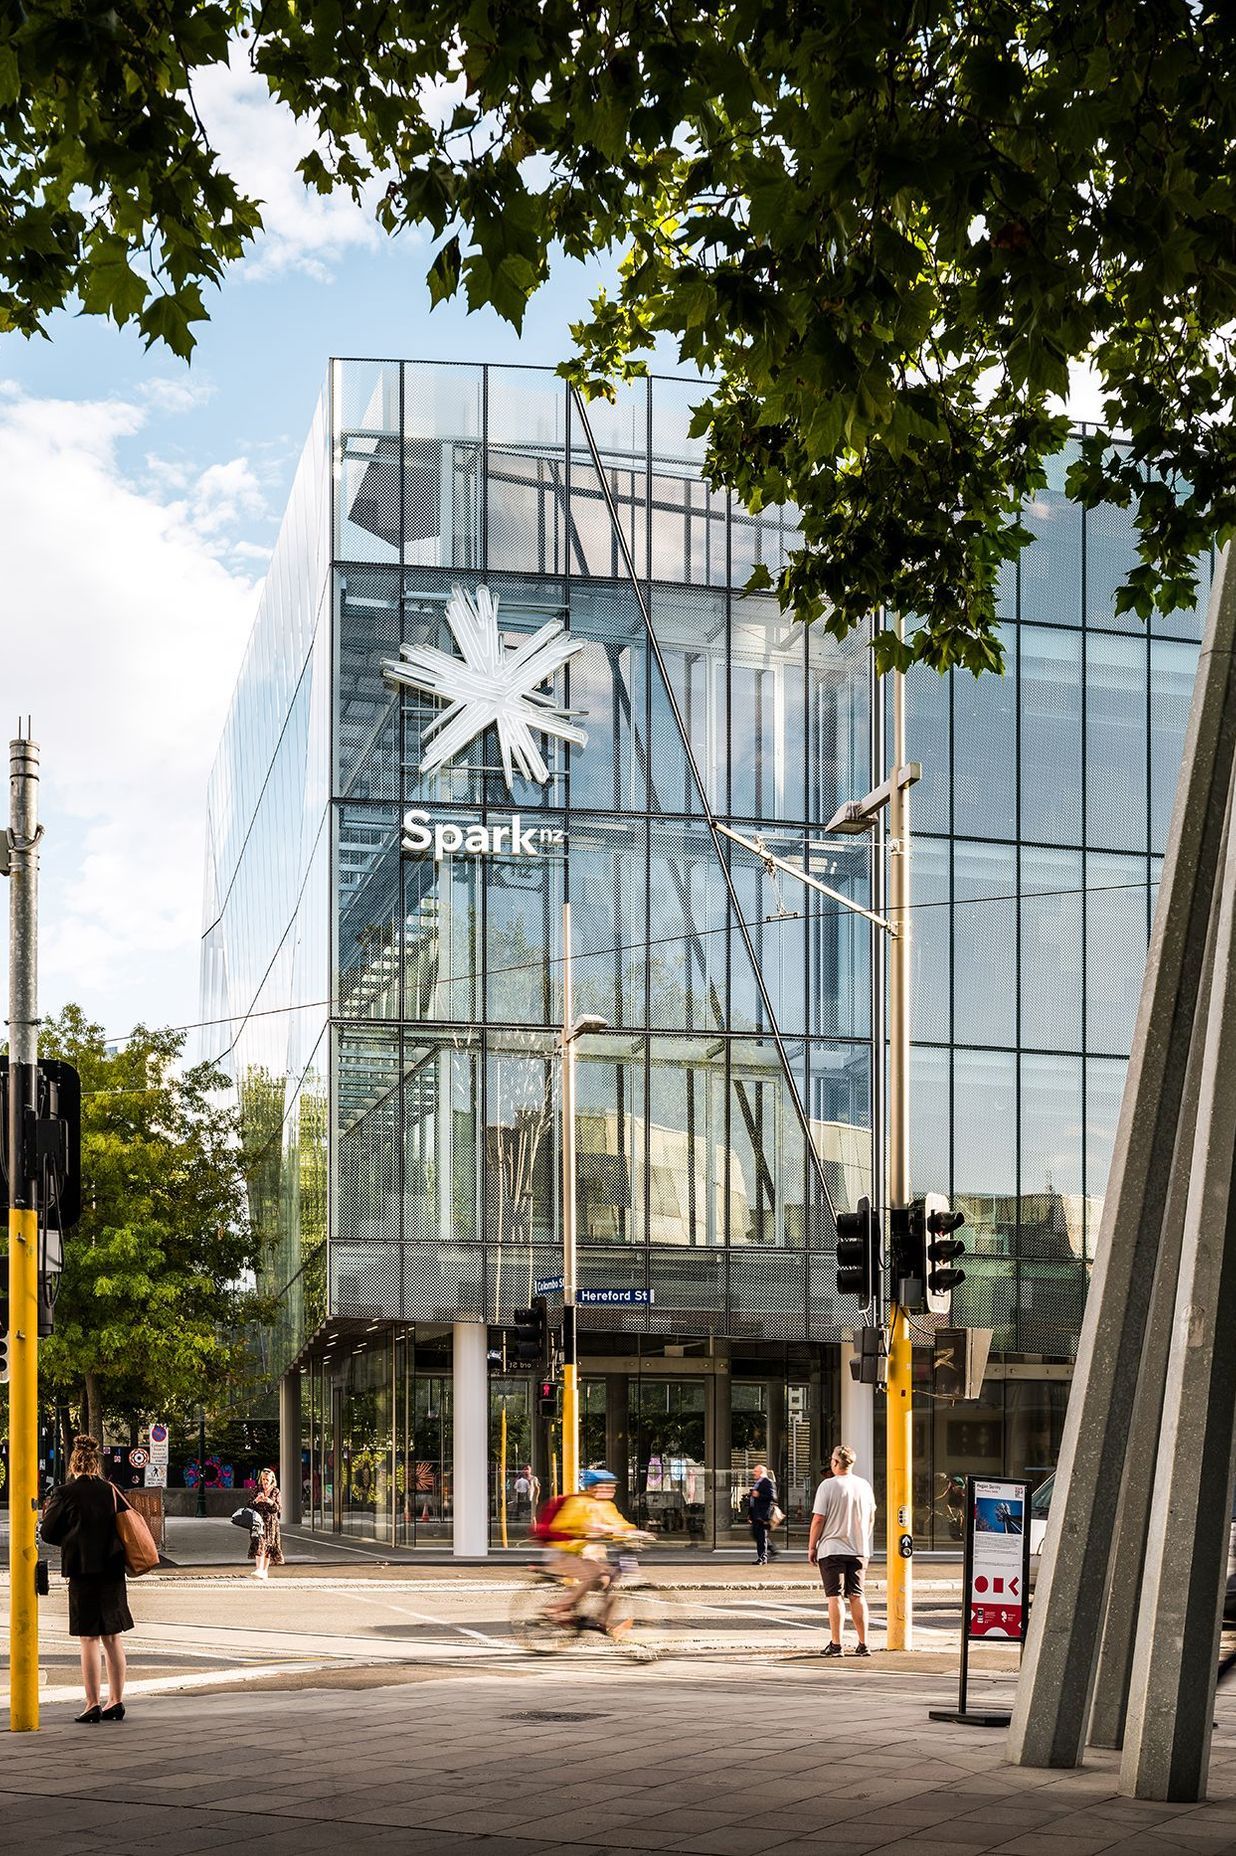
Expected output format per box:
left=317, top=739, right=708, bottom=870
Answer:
left=808, top=1444, right=877, bottom=1658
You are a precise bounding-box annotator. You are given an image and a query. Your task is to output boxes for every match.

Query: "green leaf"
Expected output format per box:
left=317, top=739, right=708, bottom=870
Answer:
left=427, top=235, right=461, bottom=308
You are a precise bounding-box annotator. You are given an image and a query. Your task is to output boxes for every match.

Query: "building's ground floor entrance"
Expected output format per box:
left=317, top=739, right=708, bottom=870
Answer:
left=286, top=1326, right=1071, bottom=1553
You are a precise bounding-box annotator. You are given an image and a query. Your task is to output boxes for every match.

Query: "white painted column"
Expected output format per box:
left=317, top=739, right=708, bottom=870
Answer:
left=840, top=1337, right=875, bottom=1480
left=452, top=1321, right=489, bottom=1557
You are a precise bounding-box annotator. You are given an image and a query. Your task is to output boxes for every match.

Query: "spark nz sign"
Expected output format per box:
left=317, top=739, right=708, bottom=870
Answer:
left=384, top=583, right=585, bottom=862
left=401, top=812, right=565, bottom=860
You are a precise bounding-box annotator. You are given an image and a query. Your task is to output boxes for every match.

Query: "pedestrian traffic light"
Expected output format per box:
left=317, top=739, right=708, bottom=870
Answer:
left=849, top=1324, right=888, bottom=1387
left=835, top=1195, right=878, bottom=1305
left=923, top=1191, right=966, bottom=1315
left=889, top=1203, right=921, bottom=1307
left=512, top=1296, right=550, bottom=1370
left=538, top=1379, right=558, bottom=1418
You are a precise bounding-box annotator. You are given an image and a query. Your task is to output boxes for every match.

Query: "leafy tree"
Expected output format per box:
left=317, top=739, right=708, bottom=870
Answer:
left=6, top=2, right=1236, bottom=666
left=34, top=1004, right=266, bottom=1441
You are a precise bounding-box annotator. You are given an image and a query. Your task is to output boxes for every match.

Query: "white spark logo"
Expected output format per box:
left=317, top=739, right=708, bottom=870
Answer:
left=382, top=584, right=588, bottom=793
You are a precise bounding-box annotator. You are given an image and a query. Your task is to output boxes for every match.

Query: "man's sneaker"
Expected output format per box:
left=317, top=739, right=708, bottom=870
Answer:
left=822, top=1642, right=844, bottom=1658
left=853, top=1643, right=871, bottom=1658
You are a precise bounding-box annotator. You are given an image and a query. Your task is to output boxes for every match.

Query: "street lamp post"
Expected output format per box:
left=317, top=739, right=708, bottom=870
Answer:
left=827, top=622, right=917, bottom=1651
left=559, top=901, right=607, bottom=1496
left=719, top=618, right=921, bottom=1649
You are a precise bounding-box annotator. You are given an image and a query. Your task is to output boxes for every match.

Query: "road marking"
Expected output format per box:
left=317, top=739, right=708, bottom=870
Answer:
left=343, top=1587, right=511, bottom=1649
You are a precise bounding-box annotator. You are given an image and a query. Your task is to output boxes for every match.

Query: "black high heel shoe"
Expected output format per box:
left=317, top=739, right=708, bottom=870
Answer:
left=74, top=1705, right=102, bottom=1724
left=100, top=1702, right=125, bottom=1722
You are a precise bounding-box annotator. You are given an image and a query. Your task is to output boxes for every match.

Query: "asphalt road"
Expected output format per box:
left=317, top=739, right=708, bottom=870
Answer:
left=0, top=1569, right=981, bottom=1706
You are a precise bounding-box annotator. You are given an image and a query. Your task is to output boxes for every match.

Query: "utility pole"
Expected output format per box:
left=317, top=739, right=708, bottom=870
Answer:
left=7, top=726, right=42, bottom=1731
left=885, top=639, right=914, bottom=1652
left=560, top=901, right=579, bottom=1498
left=726, top=611, right=920, bottom=1647
left=558, top=901, right=606, bottom=1496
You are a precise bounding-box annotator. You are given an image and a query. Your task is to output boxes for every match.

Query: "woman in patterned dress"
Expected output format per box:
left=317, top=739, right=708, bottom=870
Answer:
left=248, top=1467, right=284, bottom=1579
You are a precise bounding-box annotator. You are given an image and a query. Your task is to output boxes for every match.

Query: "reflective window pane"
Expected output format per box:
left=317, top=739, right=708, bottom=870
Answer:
left=1021, top=628, right=1083, bottom=845
left=1086, top=633, right=1147, bottom=852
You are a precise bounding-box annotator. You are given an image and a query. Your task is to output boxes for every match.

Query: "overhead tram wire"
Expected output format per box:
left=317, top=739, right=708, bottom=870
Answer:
left=98, top=874, right=1156, bottom=1056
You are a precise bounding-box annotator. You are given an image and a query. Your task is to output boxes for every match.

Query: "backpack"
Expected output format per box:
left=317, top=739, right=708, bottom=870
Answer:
left=530, top=1494, right=572, bottom=1543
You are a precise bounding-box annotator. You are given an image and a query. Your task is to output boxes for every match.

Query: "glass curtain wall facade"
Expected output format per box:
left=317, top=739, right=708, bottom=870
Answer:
left=204, top=365, right=1203, bottom=1549
left=207, top=357, right=872, bottom=1550
left=894, top=438, right=1205, bottom=1539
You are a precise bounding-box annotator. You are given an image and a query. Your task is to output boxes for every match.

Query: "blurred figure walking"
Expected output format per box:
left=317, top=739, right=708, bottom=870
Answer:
left=249, top=1467, right=284, bottom=1579
left=40, top=1435, right=134, bottom=1721
left=749, top=1464, right=779, bottom=1565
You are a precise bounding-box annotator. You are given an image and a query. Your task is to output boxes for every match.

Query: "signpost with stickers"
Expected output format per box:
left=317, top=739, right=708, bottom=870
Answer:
left=929, top=1475, right=1032, bottom=1727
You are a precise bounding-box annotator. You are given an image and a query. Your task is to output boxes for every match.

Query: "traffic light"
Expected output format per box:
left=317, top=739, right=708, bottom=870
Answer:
left=538, top=1379, right=558, bottom=1418
left=889, top=1203, right=920, bottom=1307
left=835, top=1195, right=878, bottom=1305
left=923, top=1191, right=966, bottom=1315
left=512, top=1296, right=550, bottom=1370
left=849, top=1325, right=888, bottom=1387
left=0, top=1299, right=9, bottom=1384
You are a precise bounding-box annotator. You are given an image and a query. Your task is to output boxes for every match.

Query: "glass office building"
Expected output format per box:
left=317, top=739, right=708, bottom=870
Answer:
left=201, top=360, right=1202, bottom=1550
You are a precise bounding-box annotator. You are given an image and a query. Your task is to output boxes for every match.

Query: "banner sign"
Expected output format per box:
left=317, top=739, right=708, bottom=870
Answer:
left=966, top=1478, right=1030, bottom=1641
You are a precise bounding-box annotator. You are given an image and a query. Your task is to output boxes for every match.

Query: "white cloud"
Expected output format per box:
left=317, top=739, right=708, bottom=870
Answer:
left=0, top=387, right=259, bottom=1039
left=194, top=46, right=389, bottom=281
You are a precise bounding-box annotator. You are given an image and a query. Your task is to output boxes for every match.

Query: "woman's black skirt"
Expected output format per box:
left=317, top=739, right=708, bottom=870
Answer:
left=68, top=1574, right=134, bottom=1637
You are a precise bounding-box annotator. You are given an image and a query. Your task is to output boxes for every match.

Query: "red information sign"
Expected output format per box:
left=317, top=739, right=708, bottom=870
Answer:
left=967, top=1478, right=1030, bottom=1640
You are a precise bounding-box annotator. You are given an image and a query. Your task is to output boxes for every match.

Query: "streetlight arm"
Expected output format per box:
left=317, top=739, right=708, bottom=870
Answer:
left=715, top=823, right=893, bottom=933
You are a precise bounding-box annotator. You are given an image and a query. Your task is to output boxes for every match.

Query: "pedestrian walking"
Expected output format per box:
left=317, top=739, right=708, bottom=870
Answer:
left=749, top=1463, right=779, bottom=1565
left=249, top=1467, right=284, bottom=1579
left=808, top=1444, right=877, bottom=1658
left=39, top=1435, right=134, bottom=1722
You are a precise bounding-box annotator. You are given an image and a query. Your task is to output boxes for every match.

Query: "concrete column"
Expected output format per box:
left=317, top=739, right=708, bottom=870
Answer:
left=1009, top=545, right=1236, bottom=1772
left=1088, top=895, right=1211, bottom=1750
left=764, top=1377, right=786, bottom=1491
left=453, top=1321, right=489, bottom=1557
left=279, top=1371, right=303, bottom=1525
left=840, top=1336, right=875, bottom=1482
left=1120, top=774, right=1236, bottom=1801
left=605, top=1374, right=630, bottom=1515
left=707, top=1361, right=732, bottom=1547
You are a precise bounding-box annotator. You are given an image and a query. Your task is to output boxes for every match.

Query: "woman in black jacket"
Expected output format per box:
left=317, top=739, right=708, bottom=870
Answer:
left=40, top=1435, right=133, bottom=1722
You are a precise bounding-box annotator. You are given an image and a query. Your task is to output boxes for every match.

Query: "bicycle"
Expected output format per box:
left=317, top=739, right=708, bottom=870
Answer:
left=509, top=1546, right=679, bottom=1662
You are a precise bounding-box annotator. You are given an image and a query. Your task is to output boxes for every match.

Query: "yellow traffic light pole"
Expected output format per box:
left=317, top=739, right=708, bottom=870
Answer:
left=7, top=728, right=42, bottom=1730
left=885, top=638, right=913, bottom=1651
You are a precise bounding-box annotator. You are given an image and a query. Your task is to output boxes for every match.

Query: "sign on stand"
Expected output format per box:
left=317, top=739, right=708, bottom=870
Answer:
left=145, top=1421, right=169, bottom=1492
left=928, top=1475, right=1031, bottom=1727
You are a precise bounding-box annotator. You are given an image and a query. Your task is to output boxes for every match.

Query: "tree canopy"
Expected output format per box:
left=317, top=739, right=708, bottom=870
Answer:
left=5, top=1, right=1236, bottom=667
left=35, top=1005, right=266, bottom=1440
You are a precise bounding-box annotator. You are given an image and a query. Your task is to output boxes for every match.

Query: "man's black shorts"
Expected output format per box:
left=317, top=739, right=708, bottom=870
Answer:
left=818, top=1554, right=866, bottom=1599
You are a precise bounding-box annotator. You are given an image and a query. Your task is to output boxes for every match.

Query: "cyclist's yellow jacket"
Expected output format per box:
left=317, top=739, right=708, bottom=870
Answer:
left=551, top=1492, right=638, bottom=1556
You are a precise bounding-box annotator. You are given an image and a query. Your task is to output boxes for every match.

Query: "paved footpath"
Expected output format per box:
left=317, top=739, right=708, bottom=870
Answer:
left=3, top=1655, right=1236, bottom=1856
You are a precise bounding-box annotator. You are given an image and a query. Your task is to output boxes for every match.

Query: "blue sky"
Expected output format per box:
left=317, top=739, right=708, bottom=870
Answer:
left=0, top=64, right=630, bottom=1050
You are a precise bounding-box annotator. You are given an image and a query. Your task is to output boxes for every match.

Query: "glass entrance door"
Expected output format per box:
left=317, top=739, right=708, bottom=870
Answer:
left=630, top=1377, right=708, bottom=1542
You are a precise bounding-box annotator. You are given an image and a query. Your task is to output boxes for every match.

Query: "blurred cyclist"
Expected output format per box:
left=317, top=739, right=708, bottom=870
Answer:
left=542, top=1467, right=642, bottom=1626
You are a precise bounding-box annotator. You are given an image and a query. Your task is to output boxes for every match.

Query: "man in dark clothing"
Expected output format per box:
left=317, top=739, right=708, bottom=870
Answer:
left=749, top=1463, right=778, bottom=1565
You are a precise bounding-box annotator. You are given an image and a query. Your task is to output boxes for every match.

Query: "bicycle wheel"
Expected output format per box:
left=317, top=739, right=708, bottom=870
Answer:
left=612, top=1582, right=681, bottom=1662
left=509, top=1580, right=576, bottom=1655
